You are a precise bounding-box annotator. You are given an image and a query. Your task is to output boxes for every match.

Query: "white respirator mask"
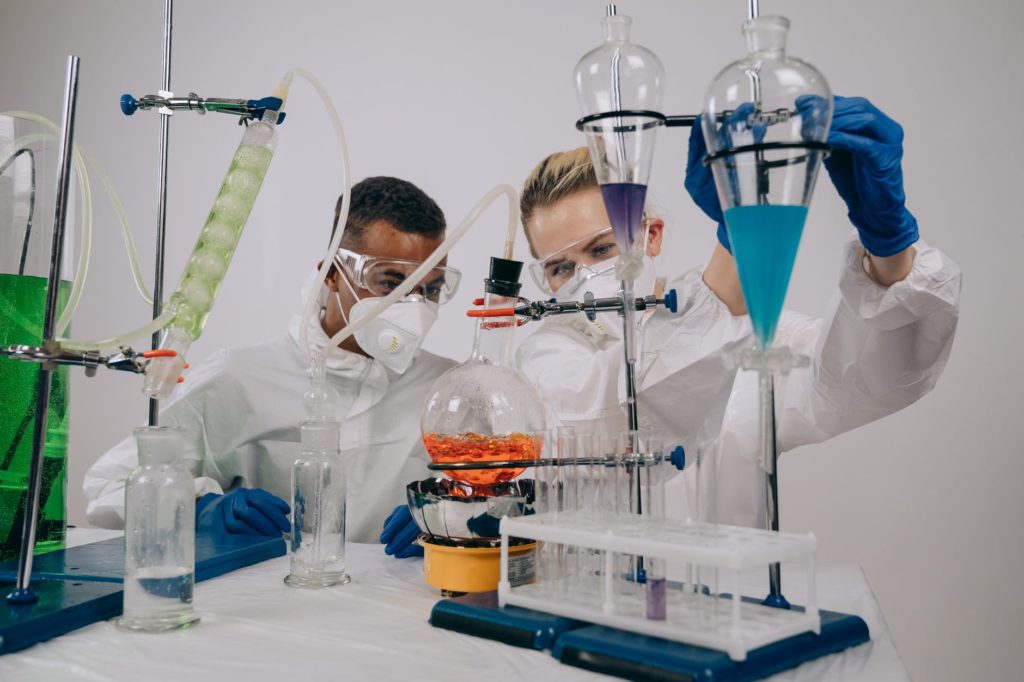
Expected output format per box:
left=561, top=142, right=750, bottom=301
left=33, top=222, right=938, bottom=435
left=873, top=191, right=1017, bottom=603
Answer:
left=336, top=277, right=438, bottom=374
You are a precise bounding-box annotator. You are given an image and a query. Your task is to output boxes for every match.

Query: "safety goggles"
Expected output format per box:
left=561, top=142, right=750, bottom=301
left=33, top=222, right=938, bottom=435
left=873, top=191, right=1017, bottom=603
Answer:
left=333, top=247, right=462, bottom=304
left=528, top=224, right=649, bottom=297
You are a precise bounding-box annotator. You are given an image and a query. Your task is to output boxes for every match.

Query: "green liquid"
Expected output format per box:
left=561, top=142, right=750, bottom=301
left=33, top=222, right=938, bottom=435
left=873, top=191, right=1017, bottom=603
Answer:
left=0, top=273, right=69, bottom=562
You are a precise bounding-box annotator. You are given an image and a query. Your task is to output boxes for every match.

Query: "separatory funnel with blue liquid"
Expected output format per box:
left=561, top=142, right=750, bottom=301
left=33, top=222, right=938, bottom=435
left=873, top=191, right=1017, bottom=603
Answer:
left=701, top=12, right=832, bottom=607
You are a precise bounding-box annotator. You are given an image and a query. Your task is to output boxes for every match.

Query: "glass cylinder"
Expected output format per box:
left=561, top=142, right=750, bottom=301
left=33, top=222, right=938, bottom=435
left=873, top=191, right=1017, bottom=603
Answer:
left=118, top=427, right=199, bottom=632
left=285, top=420, right=350, bottom=588
left=144, top=110, right=279, bottom=399
left=0, top=114, right=71, bottom=563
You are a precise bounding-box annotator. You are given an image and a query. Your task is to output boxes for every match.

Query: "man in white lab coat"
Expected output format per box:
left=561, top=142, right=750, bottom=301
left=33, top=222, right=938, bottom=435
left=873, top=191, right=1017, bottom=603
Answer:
left=516, top=97, right=962, bottom=527
left=84, top=177, right=460, bottom=547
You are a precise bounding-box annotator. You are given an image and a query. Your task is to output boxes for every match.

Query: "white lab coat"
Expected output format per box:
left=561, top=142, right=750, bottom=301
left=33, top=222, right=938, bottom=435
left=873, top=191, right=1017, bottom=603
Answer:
left=517, top=237, right=962, bottom=527
left=84, top=291, right=455, bottom=543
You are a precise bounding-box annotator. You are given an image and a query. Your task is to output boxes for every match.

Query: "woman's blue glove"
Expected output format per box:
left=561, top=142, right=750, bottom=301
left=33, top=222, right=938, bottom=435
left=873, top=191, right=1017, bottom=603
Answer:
left=195, top=488, right=290, bottom=538
left=380, top=504, right=423, bottom=558
left=798, top=95, right=919, bottom=257
left=684, top=104, right=765, bottom=253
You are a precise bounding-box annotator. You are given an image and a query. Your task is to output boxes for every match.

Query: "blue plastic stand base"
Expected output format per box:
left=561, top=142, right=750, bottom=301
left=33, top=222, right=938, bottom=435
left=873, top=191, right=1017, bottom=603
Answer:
left=0, top=531, right=285, bottom=655
left=430, top=591, right=586, bottom=650
left=429, top=594, right=869, bottom=681
left=0, top=533, right=285, bottom=585
left=0, top=580, right=123, bottom=655
left=553, top=602, right=869, bottom=682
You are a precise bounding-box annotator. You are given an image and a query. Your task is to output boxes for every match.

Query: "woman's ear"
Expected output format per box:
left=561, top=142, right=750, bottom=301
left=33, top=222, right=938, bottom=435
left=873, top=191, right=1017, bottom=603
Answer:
left=645, top=219, right=665, bottom=257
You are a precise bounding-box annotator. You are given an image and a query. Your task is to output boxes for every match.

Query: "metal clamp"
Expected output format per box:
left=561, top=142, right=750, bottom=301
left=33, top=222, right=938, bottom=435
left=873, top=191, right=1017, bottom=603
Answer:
left=1, top=343, right=172, bottom=376
left=120, top=92, right=286, bottom=123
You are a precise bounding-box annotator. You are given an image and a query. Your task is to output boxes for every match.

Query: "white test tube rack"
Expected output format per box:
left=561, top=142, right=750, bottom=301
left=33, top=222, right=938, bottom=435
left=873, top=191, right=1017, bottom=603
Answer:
left=498, top=511, right=820, bottom=662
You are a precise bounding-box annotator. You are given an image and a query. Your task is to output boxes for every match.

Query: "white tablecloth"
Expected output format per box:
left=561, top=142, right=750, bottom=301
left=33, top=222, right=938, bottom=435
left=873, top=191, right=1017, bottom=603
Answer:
left=0, top=529, right=908, bottom=681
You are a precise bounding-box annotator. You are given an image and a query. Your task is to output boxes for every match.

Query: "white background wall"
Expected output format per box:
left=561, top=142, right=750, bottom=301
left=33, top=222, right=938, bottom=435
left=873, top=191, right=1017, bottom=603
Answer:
left=2, top=1, right=1021, bottom=679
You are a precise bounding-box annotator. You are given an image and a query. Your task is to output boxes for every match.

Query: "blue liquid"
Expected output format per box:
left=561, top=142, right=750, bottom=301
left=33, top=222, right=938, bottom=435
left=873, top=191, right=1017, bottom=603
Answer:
left=724, top=205, right=808, bottom=349
left=600, top=183, right=647, bottom=253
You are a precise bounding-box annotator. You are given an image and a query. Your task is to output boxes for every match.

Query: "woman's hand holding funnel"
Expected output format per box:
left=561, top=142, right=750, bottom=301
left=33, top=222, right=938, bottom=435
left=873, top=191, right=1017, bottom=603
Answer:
left=796, top=94, right=920, bottom=259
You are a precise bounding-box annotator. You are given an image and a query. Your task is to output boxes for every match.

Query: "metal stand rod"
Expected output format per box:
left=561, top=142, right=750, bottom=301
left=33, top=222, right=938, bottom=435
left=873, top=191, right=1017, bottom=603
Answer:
left=149, top=0, right=173, bottom=427
left=7, top=55, right=80, bottom=604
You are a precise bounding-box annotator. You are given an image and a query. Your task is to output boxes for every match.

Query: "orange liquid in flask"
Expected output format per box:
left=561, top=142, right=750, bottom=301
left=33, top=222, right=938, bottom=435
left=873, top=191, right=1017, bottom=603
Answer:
left=422, top=432, right=542, bottom=492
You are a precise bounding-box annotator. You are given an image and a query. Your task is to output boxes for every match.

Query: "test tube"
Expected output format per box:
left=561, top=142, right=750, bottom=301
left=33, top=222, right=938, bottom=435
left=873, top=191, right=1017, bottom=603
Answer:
left=556, top=427, right=577, bottom=585
left=576, top=431, right=606, bottom=588
left=642, top=435, right=667, bottom=620
left=532, top=430, right=558, bottom=582
left=618, top=430, right=643, bottom=591
left=692, top=440, right=720, bottom=604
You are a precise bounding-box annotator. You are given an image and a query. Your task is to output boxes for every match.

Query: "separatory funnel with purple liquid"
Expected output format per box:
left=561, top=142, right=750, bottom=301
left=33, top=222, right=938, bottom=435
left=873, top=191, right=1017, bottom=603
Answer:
left=574, top=4, right=667, bottom=622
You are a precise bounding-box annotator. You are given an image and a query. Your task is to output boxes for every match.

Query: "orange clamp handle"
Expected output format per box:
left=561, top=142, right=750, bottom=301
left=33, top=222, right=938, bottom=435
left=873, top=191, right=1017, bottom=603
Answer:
left=142, top=349, right=178, bottom=359
left=466, top=307, right=516, bottom=318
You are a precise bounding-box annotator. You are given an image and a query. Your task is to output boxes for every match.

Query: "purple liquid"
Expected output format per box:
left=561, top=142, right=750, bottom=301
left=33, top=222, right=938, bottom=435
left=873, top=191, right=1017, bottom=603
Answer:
left=600, top=183, right=647, bottom=253
left=646, top=577, right=667, bottom=620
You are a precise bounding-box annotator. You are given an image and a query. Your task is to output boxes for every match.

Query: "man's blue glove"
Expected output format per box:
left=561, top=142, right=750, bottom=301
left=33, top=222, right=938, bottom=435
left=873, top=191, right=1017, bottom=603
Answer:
left=684, top=104, right=766, bottom=253
left=798, top=95, right=919, bottom=257
left=195, top=489, right=290, bottom=537
left=380, top=504, right=423, bottom=559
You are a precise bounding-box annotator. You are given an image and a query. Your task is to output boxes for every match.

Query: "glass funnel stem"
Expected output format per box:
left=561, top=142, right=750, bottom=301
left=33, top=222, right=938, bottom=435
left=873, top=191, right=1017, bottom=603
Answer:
left=620, top=281, right=638, bottom=430
left=759, top=368, right=784, bottom=604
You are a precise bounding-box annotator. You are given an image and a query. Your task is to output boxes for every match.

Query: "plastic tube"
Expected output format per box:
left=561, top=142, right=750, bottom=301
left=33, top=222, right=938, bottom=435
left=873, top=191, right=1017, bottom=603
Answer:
left=285, top=68, right=352, bottom=360
left=78, top=148, right=153, bottom=304
left=0, top=117, right=92, bottom=335
left=58, top=309, right=175, bottom=352
left=2, top=111, right=155, bottom=334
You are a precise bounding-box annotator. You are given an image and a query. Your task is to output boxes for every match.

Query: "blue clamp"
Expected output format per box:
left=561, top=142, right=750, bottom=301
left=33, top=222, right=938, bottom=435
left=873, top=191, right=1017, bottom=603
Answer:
left=247, top=97, right=287, bottom=124
left=663, top=288, right=678, bottom=314
left=120, top=94, right=138, bottom=116
left=670, top=445, right=685, bottom=470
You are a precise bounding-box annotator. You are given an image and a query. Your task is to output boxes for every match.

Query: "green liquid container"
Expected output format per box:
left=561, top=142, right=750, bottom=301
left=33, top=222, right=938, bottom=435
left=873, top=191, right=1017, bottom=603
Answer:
left=0, top=273, right=69, bottom=562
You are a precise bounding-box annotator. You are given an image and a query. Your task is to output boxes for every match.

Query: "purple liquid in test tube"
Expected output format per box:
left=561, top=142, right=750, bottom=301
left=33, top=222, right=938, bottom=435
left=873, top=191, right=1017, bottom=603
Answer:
left=646, top=577, right=667, bottom=620
left=600, top=183, right=648, bottom=253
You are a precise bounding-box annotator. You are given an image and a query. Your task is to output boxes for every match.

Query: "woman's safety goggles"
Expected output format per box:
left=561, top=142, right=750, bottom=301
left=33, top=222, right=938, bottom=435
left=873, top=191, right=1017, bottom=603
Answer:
left=333, top=247, right=462, bottom=304
left=528, top=224, right=648, bottom=297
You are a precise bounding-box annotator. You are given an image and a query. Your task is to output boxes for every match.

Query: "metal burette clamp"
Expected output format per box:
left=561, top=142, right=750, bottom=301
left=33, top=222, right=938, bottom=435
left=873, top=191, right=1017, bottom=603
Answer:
left=1, top=343, right=174, bottom=377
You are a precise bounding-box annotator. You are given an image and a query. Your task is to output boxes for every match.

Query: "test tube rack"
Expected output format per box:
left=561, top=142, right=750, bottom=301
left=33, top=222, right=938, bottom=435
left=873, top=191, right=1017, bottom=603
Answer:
left=498, top=511, right=819, bottom=662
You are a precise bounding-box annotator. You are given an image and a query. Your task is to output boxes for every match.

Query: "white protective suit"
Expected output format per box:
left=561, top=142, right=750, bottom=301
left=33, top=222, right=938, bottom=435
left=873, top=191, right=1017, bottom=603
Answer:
left=84, top=282, right=455, bottom=542
left=517, top=237, right=962, bottom=527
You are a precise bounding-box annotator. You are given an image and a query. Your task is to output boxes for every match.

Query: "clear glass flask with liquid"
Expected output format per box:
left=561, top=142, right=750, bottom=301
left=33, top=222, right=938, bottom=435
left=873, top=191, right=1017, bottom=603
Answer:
left=285, top=420, right=350, bottom=588
left=118, top=426, right=200, bottom=632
